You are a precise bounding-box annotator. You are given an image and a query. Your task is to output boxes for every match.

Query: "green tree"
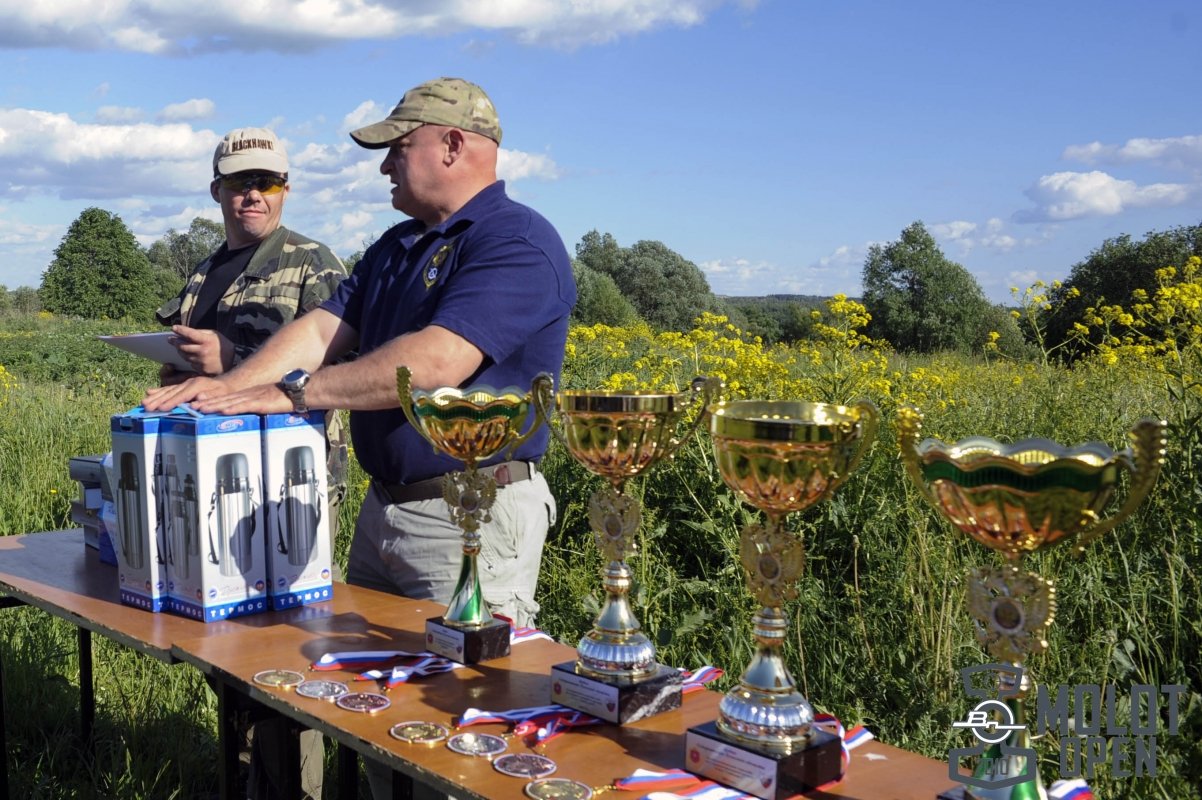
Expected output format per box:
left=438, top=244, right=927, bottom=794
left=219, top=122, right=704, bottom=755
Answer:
left=11, top=286, right=41, bottom=315
left=1044, top=224, right=1202, bottom=356
left=571, top=262, right=640, bottom=326
left=861, top=221, right=994, bottom=353
left=146, top=217, right=226, bottom=280
left=576, top=231, right=719, bottom=331
left=40, top=208, right=160, bottom=322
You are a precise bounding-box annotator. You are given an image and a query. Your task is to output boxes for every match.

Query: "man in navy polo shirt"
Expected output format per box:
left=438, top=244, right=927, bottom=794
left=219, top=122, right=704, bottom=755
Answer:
left=144, top=77, right=575, bottom=627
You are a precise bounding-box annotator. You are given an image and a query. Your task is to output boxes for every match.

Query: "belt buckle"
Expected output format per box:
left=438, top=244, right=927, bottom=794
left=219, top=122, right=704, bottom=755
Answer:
left=493, top=464, right=511, bottom=486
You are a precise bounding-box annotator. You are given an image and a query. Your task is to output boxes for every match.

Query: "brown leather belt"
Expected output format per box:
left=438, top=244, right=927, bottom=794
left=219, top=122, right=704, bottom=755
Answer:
left=374, top=460, right=537, bottom=505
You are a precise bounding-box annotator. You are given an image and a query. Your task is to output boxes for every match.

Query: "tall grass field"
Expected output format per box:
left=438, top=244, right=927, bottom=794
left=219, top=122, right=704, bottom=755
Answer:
left=0, top=284, right=1198, bottom=798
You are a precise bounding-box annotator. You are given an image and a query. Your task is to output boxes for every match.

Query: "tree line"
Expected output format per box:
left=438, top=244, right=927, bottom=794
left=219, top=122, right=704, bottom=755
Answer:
left=9, top=205, right=1202, bottom=362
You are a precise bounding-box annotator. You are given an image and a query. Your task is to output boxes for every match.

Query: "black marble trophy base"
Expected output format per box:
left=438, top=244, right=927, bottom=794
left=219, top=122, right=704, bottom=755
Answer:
left=936, top=787, right=970, bottom=799
left=424, top=616, right=510, bottom=664
left=684, top=721, right=845, bottom=800
left=549, top=661, right=682, bottom=724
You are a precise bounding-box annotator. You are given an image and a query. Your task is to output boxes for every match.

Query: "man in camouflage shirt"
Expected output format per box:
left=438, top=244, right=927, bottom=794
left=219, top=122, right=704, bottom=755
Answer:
left=155, top=127, right=346, bottom=800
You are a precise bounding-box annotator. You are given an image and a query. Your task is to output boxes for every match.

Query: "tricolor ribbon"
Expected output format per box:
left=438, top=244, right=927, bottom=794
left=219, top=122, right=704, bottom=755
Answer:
left=613, top=768, right=704, bottom=791
left=310, top=650, right=429, bottom=672
left=1049, top=779, right=1094, bottom=800
left=355, top=655, right=460, bottom=689
left=680, top=666, right=724, bottom=694
left=457, top=703, right=602, bottom=745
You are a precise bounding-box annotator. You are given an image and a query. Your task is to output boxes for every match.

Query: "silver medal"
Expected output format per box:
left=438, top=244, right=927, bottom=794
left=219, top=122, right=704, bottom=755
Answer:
left=446, top=732, right=508, bottom=757
left=296, top=679, right=349, bottom=701
left=494, top=753, right=557, bottom=779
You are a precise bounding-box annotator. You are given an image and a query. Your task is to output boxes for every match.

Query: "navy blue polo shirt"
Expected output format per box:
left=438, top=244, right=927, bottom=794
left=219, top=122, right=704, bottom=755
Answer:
left=320, top=181, right=576, bottom=484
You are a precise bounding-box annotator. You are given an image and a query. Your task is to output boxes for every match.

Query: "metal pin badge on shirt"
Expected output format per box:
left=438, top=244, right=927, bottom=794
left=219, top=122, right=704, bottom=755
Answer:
left=424, top=244, right=452, bottom=289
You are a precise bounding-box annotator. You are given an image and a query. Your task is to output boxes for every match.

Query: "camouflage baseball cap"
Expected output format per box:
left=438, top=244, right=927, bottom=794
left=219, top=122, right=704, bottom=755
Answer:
left=350, top=77, right=502, bottom=148
left=213, top=127, right=289, bottom=176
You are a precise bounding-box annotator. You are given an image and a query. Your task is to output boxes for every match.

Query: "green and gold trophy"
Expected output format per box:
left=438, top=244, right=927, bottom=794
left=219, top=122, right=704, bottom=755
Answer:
left=685, top=399, right=879, bottom=800
left=534, top=376, right=720, bottom=724
left=897, top=406, right=1166, bottom=800
left=396, top=367, right=545, bottom=664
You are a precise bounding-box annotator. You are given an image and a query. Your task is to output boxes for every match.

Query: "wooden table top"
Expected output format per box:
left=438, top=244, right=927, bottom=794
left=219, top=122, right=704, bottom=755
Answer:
left=0, top=529, right=207, bottom=660
left=0, top=530, right=956, bottom=799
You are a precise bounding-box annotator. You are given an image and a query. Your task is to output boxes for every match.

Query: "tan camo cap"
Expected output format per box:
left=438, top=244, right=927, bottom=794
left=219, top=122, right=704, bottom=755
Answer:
left=212, top=127, right=289, bottom=176
left=349, top=77, right=502, bottom=148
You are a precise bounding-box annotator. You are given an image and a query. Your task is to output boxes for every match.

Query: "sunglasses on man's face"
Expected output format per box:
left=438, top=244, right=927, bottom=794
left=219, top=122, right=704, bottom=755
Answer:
left=217, top=174, right=287, bottom=195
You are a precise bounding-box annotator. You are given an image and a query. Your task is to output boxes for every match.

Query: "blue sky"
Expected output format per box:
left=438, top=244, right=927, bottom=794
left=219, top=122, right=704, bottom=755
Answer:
left=0, top=0, right=1198, bottom=303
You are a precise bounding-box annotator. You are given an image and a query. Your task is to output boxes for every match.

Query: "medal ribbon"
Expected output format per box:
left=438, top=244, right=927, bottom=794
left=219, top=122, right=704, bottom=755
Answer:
left=311, top=649, right=430, bottom=671
left=457, top=703, right=603, bottom=745
left=355, top=656, right=460, bottom=688
left=680, top=666, right=723, bottom=694
left=1049, top=779, right=1094, bottom=800
left=492, top=613, right=554, bottom=645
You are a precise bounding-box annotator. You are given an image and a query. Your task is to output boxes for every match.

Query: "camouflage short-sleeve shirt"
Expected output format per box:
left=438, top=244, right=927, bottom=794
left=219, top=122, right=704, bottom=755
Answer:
left=156, top=225, right=350, bottom=492
left=156, top=225, right=346, bottom=364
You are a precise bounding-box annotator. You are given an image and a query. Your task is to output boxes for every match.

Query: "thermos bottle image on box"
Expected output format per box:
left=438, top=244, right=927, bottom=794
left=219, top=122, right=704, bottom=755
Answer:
left=278, top=445, right=321, bottom=567
left=209, top=452, right=257, bottom=578
left=117, top=451, right=145, bottom=570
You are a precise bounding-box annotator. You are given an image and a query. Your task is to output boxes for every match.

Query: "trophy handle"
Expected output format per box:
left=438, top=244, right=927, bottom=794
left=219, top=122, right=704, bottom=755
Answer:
left=532, top=372, right=573, bottom=453
left=896, top=405, right=941, bottom=508
left=499, top=372, right=551, bottom=459
left=829, top=398, right=879, bottom=491
left=1074, top=417, right=1167, bottom=552
left=657, top=375, right=723, bottom=463
left=396, top=366, right=438, bottom=452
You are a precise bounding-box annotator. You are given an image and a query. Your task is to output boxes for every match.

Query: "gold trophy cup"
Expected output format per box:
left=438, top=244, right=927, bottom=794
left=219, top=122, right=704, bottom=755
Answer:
left=397, top=367, right=545, bottom=664
left=685, top=399, right=879, bottom=800
left=897, top=406, right=1166, bottom=800
left=534, top=376, right=720, bottom=723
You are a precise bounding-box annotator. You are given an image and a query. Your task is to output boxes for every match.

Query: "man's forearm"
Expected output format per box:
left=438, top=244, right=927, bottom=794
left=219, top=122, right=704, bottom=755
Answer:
left=222, top=309, right=348, bottom=391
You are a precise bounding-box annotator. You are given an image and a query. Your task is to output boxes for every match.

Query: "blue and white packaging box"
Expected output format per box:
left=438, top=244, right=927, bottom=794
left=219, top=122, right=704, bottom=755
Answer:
left=261, top=412, right=334, bottom=610
left=110, top=408, right=170, bottom=611
left=159, top=412, right=268, bottom=622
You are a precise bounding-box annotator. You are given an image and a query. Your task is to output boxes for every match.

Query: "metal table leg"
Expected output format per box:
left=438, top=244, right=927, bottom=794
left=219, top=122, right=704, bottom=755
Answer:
left=1, top=595, right=27, bottom=800
left=337, top=742, right=358, bottom=800
left=78, top=627, right=94, bottom=756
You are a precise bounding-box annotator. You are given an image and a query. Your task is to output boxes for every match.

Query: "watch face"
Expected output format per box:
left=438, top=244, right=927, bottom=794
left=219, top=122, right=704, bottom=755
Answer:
left=282, top=368, right=309, bottom=388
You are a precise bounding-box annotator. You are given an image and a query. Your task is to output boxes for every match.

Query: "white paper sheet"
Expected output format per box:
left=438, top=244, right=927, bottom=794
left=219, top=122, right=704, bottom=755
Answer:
left=97, top=332, right=192, bottom=371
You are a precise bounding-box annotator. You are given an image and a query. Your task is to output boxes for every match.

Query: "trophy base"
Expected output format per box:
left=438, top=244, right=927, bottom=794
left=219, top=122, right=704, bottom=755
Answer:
left=937, top=788, right=968, bottom=799
left=683, top=721, right=844, bottom=800
left=550, top=660, right=682, bottom=724
left=425, top=616, right=511, bottom=664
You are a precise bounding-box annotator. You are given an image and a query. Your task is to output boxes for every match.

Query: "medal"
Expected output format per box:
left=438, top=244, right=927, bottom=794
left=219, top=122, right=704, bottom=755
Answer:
left=335, top=692, right=391, bottom=713
left=446, top=732, right=508, bottom=757
left=252, top=669, right=305, bottom=689
left=390, top=721, right=450, bottom=744
left=296, top=679, right=349, bottom=701
left=524, top=778, right=593, bottom=800
left=494, top=753, right=557, bottom=779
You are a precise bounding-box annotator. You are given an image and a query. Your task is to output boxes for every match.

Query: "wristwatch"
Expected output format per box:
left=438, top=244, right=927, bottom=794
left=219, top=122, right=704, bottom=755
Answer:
left=280, top=368, right=311, bottom=413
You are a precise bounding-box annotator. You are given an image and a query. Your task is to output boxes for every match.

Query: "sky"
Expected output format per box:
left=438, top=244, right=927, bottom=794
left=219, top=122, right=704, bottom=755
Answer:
left=0, top=0, right=1199, bottom=304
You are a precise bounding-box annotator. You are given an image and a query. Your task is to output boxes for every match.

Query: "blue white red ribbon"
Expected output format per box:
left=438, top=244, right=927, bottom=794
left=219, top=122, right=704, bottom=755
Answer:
left=680, top=666, right=723, bottom=694
left=613, top=768, right=704, bottom=791
left=355, top=656, right=460, bottom=689
left=1049, top=779, right=1094, bottom=800
left=310, top=650, right=428, bottom=672
left=457, top=702, right=603, bottom=745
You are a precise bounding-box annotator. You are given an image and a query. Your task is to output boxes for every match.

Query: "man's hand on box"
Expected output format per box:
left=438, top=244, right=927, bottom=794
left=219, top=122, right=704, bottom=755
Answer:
left=143, top=376, right=229, bottom=412
left=188, top=383, right=294, bottom=416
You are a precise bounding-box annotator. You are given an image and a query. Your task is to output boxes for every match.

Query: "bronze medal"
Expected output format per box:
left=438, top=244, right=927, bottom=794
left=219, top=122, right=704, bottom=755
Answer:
left=494, top=753, right=557, bottom=779
left=335, top=692, right=391, bottom=713
left=524, top=778, right=592, bottom=800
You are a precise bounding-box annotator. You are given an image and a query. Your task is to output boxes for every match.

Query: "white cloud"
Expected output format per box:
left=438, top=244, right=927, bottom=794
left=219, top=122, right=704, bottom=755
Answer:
left=1063, top=134, right=1202, bottom=171
left=95, top=105, right=143, bottom=123
left=341, top=100, right=383, bottom=134
left=498, top=149, right=561, bottom=181
left=0, top=108, right=216, bottom=199
left=1016, top=170, right=1192, bottom=222
left=931, top=218, right=1019, bottom=255
left=0, top=1, right=748, bottom=53
left=158, top=98, right=215, bottom=122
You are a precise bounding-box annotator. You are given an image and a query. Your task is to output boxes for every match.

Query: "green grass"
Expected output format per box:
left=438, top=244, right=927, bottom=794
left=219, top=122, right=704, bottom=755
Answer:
left=1, top=313, right=1198, bottom=798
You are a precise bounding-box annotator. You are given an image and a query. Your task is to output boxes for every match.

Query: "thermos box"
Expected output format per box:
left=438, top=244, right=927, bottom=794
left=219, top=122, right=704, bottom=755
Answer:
left=261, top=412, right=334, bottom=610
left=158, top=412, right=268, bottom=622
left=110, top=409, right=171, bottom=611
